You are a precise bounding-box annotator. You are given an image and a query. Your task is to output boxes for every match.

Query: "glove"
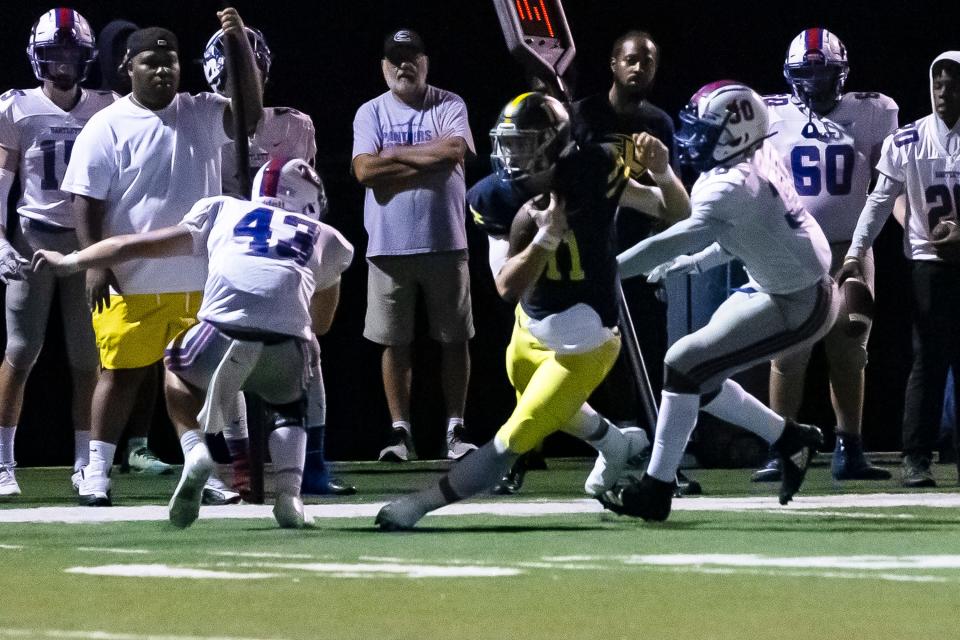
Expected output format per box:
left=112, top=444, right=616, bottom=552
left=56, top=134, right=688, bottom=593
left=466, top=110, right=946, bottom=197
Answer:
left=0, top=238, right=28, bottom=285
left=646, top=254, right=700, bottom=283
left=834, top=257, right=863, bottom=286
left=524, top=192, right=567, bottom=250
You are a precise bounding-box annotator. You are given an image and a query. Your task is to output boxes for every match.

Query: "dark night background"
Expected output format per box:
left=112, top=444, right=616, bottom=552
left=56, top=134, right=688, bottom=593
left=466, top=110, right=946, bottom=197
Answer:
left=4, top=0, right=957, bottom=466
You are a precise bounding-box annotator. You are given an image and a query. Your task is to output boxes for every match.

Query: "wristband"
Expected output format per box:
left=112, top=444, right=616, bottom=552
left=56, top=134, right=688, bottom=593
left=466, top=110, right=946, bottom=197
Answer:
left=532, top=227, right=562, bottom=251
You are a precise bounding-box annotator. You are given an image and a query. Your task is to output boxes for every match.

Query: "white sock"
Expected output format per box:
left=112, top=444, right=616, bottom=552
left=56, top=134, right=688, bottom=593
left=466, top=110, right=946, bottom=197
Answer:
left=0, top=425, right=16, bottom=466
left=179, top=430, right=202, bottom=457
left=647, top=392, right=700, bottom=483
left=128, top=436, right=148, bottom=452
left=269, top=426, right=306, bottom=496
left=701, top=380, right=785, bottom=444
left=74, top=430, right=90, bottom=471
left=391, top=420, right=412, bottom=434
left=224, top=393, right=249, bottom=440
left=88, top=440, right=117, bottom=477
left=560, top=404, right=601, bottom=439
left=588, top=420, right=628, bottom=457
left=446, top=416, right=464, bottom=433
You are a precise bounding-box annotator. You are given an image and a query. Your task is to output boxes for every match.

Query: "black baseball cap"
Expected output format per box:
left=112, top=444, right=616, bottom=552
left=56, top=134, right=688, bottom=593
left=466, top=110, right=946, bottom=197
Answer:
left=124, top=27, right=179, bottom=61
left=383, top=29, right=425, bottom=64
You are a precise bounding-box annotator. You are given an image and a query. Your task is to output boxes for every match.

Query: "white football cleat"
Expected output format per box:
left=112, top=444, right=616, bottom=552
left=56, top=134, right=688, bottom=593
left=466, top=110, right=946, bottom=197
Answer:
left=168, top=445, right=214, bottom=528
left=201, top=473, right=241, bottom=505
left=0, top=464, right=21, bottom=497
left=584, top=426, right=650, bottom=496
left=273, top=493, right=312, bottom=529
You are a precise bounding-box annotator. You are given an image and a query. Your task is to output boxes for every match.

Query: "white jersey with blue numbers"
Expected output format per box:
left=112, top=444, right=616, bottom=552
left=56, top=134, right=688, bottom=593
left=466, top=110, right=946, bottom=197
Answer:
left=221, top=107, right=316, bottom=198
left=0, top=87, right=117, bottom=227
left=877, top=115, right=960, bottom=260
left=764, top=92, right=898, bottom=242
left=179, top=196, right=353, bottom=339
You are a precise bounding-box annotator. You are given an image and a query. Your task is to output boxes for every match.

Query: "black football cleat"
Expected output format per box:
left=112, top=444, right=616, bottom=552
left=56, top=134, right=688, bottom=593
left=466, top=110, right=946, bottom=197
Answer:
left=597, top=473, right=676, bottom=522
left=491, top=460, right=526, bottom=495
left=750, top=453, right=782, bottom=483
left=675, top=470, right=702, bottom=496
left=772, top=420, right=823, bottom=505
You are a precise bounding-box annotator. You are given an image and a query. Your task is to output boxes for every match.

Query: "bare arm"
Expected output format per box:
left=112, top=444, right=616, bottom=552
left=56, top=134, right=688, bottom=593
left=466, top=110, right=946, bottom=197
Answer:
left=619, top=133, right=690, bottom=224
left=218, top=8, right=264, bottom=138
left=382, top=137, right=467, bottom=171
left=495, top=194, right=567, bottom=302
left=310, top=281, right=341, bottom=336
left=352, top=153, right=420, bottom=188
left=32, top=226, right=194, bottom=275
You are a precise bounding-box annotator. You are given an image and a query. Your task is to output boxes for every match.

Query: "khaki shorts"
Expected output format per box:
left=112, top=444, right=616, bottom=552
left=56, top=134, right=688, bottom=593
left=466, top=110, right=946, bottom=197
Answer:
left=364, top=251, right=474, bottom=346
left=92, top=292, right=201, bottom=369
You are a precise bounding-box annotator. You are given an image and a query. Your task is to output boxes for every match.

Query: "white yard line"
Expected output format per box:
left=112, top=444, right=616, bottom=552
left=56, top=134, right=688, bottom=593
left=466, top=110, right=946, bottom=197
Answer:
left=1, top=492, right=959, bottom=524
left=0, top=629, right=291, bottom=640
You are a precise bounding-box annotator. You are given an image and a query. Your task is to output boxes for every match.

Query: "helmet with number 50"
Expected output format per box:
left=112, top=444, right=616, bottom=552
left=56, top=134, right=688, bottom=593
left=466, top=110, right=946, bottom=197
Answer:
left=26, top=8, right=98, bottom=85
left=252, top=157, right=328, bottom=220
left=203, top=26, right=273, bottom=95
left=783, top=28, right=849, bottom=112
left=490, top=92, right=572, bottom=188
left=675, top=81, right=770, bottom=173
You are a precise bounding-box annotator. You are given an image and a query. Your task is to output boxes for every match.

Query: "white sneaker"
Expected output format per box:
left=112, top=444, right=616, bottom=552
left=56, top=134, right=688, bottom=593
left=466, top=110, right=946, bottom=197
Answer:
left=584, top=426, right=650, bottom=496
left=201, top=473, right=241, bottom=505
left=76, top=468, right=111, bottom=506
left=128, top=446, right=173, bottom=475
left=273, top=493, right=312, bottom=529
left=0, top=464, right=21, bottom=497
left=168, top=445, right=214, bottom=528
left=71, top=470, right=82, bottom=493
left=378, top=428, right=417, bottom=462
left=446, top=425, right=478, bottom=461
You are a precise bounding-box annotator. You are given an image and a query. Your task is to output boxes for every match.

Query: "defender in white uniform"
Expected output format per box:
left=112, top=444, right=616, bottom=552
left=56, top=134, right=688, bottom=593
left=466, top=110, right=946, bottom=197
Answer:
left=0, top=9, right=116, bottom=497
left=753, top=28, right=898, bottom=483
left=842, top=51, right=960, bottom=487
left=602, top=82, right=838, bottom=522
left=34, top=157, right=353, bottom=528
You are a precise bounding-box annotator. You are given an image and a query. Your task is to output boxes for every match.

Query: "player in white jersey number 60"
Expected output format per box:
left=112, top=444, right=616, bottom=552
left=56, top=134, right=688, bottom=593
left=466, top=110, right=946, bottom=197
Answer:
left=33, top=157, right=354, bottom=529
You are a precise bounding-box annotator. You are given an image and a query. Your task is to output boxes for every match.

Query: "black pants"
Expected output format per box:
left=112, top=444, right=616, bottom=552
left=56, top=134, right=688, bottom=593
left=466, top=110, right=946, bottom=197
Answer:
left=902, top=261, right=960, bottom=458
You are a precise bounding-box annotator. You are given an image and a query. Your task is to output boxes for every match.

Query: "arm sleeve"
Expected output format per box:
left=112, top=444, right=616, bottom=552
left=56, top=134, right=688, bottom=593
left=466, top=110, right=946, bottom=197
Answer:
left=351, top=102, right=381, bottom=161
left=618, top=212, right=727, bottom=280
left=313, top=223, right=355, bottom=289
left=178, top=196, right=224, bottom=255
left=846, top=173, right=904, bottom=259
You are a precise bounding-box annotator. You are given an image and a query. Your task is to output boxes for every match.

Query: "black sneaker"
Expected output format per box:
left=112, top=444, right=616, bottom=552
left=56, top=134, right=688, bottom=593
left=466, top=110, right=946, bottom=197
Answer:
left=831, top=434, right=891, bottom=480
left=902, top=454, right=936, bottom=488
left=750, top=451, right=781, bottom=482
left=598, top=473, right=676, bottom=522
left=772, top=420, right=823, bottom=505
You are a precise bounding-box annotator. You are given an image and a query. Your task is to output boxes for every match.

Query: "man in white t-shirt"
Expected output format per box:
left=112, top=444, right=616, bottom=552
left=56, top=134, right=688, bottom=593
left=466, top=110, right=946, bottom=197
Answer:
left=34, top=157, right=353, bottom=528
left=60, top=7, right=263, bottom=506
left=840, top=51, right=960, bottom=488
left=0, top=9, right=116, bottom=497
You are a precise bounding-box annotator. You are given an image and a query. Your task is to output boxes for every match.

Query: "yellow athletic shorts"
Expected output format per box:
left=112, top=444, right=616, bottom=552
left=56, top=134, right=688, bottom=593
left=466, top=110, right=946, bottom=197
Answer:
left=496, top=307, right=621, bottom=454
left=92, top=292, right=202, bottom=369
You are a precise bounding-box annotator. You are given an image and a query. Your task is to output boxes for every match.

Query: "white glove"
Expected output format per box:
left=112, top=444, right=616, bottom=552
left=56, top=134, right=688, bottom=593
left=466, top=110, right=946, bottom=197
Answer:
left=646, top=254, right=700, bottom=283
left=523, top=192, right=567, bottom=250
left=0, top=238, right=28, bottom=284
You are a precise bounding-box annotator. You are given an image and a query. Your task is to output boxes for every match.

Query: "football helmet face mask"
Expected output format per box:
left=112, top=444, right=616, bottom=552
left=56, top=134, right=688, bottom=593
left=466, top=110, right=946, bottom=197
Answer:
left=784, top=28, right=849, bottom=111
left=675, top=81, right=770, bottom=173
left=27, top=9, right=98, bottom=85
left=203, top=26, right=273, bottom=95
left=252, top=157, right=327, bottom=220
left=490, top=92, right=571, bottom=187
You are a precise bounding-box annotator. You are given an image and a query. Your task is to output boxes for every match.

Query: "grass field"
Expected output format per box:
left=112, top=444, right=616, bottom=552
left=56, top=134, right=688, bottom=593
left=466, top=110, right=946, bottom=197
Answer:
left=3, top=459, right=960, bottom=640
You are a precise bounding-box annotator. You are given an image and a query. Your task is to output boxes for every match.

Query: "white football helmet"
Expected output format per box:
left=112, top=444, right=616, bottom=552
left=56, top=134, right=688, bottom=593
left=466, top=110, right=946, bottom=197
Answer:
left=674, top=81, right=770, bottom=172
left=783, top=28, right=849, bottom=109
left=202, top=26, right=272, bottom=95
left=26, top=8, right=98, bottom=84
left=252, top=157, right=327, bottom=220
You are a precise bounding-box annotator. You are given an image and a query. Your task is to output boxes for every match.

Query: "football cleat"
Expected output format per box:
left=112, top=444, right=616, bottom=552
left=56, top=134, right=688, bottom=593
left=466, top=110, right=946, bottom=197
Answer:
left=201, top=473, right=242, bottom=505
left=0, top=464, right=21, bottom=497
left=772, top=420, right=824, bottom=505
left=584, top=425, right=649, bottom=496
left=76, top=468, right=111, bottom=507
left=675, top=470, right=703, bottom=496
left=750, top=454, right=782, bottom=483
left=831, top=434, right=891, bottom=480
left=492, top=457, right=527, bottom=495
left=128, top=446, right=173, bottom=475
left=301, top=472, right=357, bottom=496
left=597, top=473, right=676, bottom=522
left=375, top=496, right=427, bottom=532
left=168, top=445, right=214, bottom=528
left=446, top=425, right=477, bottom=461
left=273, top=493, right=312, bottom=529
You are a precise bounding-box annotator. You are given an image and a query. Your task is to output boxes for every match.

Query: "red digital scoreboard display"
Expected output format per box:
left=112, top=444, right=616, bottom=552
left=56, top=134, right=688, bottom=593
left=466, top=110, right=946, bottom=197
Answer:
left=513, top=0, right=558, bottom=39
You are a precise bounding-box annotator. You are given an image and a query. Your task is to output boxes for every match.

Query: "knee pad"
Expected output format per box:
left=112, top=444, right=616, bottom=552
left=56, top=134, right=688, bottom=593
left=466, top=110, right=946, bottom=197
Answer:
left=663, top=364, right=701, bottom=395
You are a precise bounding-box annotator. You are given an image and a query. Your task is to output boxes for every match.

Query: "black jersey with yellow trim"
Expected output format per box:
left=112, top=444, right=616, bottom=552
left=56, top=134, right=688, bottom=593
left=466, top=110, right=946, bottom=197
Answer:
left=467, top=172, right=530, bottom=239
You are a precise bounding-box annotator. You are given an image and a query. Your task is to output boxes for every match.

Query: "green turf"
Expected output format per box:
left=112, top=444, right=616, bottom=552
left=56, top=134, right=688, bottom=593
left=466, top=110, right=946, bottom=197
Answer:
left=2, top=461, right=960, bottom=640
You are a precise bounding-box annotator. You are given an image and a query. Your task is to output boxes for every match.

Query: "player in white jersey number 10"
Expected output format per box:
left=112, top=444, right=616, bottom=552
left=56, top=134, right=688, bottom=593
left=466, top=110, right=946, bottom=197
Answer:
left=32, top=157, right=354, bottom=528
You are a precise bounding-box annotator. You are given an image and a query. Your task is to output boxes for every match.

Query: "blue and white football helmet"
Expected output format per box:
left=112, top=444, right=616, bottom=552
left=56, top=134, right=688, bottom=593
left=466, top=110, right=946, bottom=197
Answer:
left=26, top=8, right=98, bottom=84
left=783, top=28, right=849, bottom=109
left=202, top=26, right=273, bottom=95
left=252, top=157, right=327, bottom=220
left=675, top=81, right=769, bottom=172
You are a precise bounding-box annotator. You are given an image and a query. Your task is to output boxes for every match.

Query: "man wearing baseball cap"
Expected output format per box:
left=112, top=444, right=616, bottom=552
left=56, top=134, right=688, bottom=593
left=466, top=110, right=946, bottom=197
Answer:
left=60, top=8, right=263, bottom=506
left=353, top=29, right=477, bottom=463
